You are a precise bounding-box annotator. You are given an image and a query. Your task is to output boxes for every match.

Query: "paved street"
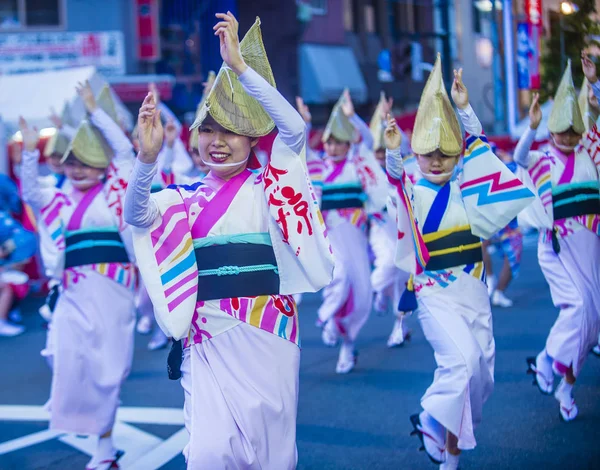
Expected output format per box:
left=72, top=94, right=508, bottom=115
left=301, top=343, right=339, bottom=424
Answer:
left=0, top=244, right=599, bottom=470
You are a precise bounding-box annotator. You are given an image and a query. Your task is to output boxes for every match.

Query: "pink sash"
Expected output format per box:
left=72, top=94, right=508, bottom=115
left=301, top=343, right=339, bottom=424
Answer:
left=191, top=169, right=253, bottom=238
left=66, top=183, right=104, bottom=231
left=324, top=159, right=347, bottom=183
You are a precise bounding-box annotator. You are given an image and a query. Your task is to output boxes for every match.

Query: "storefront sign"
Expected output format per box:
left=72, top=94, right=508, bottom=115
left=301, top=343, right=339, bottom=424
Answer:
left=0, top=31, right=125, bottom=76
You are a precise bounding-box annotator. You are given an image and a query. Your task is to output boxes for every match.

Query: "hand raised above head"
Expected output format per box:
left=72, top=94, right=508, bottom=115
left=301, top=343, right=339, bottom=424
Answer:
left=451, top=68, right=469, bottom=110
left=529, top=93, right=542, bottom=130
left=137, top=92, right=164, bottom=163
left=76, top=80, right=97, bottom=114
left=214, top=11, right=247, bottom=76
left=581, top=51, right=597, bottom=84
left=18, top=116, right=39, bottom=153
left=384, top=113, right=402, bottom=150
left=295, top=96, right=312, bottom=124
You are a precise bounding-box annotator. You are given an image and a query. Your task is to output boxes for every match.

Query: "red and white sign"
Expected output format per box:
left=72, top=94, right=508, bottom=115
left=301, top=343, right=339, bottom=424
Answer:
left=0, top=31, right=125, bottom=76
left=524, top=0, right=543, bottom=25
left=136, top=0, right=160, bottom=61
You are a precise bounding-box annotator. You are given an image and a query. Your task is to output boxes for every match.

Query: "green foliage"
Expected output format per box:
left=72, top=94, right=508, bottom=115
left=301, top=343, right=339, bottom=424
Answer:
left=540, top=0, right=600, bottom=101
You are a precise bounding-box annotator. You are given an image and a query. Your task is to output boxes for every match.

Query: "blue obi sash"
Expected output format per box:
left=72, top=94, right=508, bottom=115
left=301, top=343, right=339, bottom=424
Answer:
left=552, top=181, right=600, bottom=222
left=64, top=228, right=129, bottom=268
left=194, top=232, right=280, bottom=301
left=321, top=182, right=366, bottom=211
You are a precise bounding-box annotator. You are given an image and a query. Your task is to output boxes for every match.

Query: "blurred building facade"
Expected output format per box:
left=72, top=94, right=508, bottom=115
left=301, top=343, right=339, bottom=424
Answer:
left=1, top=0, right=597, bottom=132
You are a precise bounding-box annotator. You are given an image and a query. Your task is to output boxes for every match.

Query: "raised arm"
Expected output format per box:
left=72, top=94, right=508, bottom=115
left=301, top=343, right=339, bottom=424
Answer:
left=239, top=68, right=306, bottom=155
left=514, top=93, right=542, bottom=168
left=215, top=12, right=306, bottom=155
left=18, top=118, right=56, bottom=211
left=451, top=68, right=483, bottom=137
left=123, top=93, right=163, bottom=228
left=76, top=81, right=134, bottom=162
left=381, top=115, right=402, bottom=178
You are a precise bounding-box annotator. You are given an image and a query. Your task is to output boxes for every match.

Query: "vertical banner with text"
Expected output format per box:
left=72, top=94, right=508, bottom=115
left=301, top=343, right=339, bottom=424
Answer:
left=523, top=0, right=542, bottom=89
left=136, top=0, right=160, bottom=61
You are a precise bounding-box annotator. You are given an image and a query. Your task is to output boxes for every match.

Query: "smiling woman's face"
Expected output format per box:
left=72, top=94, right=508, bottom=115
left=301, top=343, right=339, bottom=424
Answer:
left=416, top=149, right=459, bottom=185
left=197, top=116, right=258, bottom=180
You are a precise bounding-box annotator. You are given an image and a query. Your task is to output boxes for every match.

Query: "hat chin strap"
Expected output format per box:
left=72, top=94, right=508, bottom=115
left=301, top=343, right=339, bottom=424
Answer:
left=550, top=135, right=576, bottom=154
left=201, top=155, right=249, bottom=169
left=419, top=169, right=454, bottom=179
left=69, top=173, right=104, bottom=188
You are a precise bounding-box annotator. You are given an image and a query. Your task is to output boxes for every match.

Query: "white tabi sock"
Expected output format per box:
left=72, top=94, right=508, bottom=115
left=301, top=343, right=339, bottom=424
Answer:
left=87, top=435, right=116, bottom=469
left=555, top=379, right=574, bottom=403
left=440, top=452, right=460, bottom=470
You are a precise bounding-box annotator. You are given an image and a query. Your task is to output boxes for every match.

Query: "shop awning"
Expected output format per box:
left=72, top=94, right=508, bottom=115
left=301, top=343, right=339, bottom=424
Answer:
left=299, top=44, right=367, bottom=104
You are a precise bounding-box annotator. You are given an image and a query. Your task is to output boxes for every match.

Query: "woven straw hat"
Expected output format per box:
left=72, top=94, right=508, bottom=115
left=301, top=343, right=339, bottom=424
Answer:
left=370, top=91, right=387, bottom=151
left=96, top=85, right=120, bottom=124
left=190, top=18, right=276, bottom=138
left=411, top=54, right=462, bottom=157
left=61, top=121, right=111, bottom=169
left=548, top=60, right=585, bottom=135
left=322, top=90, right=356, bottom=143
left=43, top=130, right=70, bottom=158
left=190, top=70, right=217, bottom=149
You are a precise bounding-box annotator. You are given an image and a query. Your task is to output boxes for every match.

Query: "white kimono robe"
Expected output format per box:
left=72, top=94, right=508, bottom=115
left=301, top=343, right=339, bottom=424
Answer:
left=21, top=108, right=136, bottom=436
left=513, top=81, right=600, bottom=377
left=388, top=106, right=534, bottom=450
left=124, top=67, right=334, bottom=469
left=309, top=131, right=388, bottom=341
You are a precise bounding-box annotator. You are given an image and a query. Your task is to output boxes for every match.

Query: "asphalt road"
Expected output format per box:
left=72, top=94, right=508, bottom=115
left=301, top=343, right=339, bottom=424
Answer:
left=0, top=244, right=599, bottom=469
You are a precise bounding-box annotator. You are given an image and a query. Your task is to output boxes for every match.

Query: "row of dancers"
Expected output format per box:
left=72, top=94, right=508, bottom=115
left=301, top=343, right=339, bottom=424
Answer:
left=2, top=11, right=600, bottom=470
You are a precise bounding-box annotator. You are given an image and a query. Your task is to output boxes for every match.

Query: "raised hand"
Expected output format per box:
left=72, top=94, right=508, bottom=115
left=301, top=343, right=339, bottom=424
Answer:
left=19, top=117, right=39, bottom=153
left=213, top=11, right=247, bottom=76
left=529, top=93, right=542, bottom=130
left=149, top=82, right=160, bottom=105
left=164, top=119, right=178, bottom=148
left=340, top=89, right=355, bottom=117
left=49, top=108, right=63, bottom=129
left=295, top=96, right=312, bottom=124
left=451, top=68, right=469, bottom=110
left=588, top=84, right=599, bottom=111
left=76, top=81, right=97, bottom=114
left=137, top=93, right=164, bottom=163
left=581, top=51, right=597, bottom=84
left=379, top=93, right=394, bottom=120
left=384, top=113, right=402, bottom=150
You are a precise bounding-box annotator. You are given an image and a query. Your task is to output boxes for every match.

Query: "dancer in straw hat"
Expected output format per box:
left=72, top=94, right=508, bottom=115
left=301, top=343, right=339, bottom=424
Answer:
left=124, top=12, right=333, bottom=468
left=19, top=81, right=137, bottom=470
left=296, top=89, right=388, bottom=373
left=385, top=55, right=533, bottom=469
left=518, top=52, right=600, bottom=422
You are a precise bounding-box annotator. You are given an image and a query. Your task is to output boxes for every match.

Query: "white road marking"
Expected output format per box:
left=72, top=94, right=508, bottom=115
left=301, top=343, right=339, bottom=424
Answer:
left=0, top=429, right=64, bottom=455
left=0, top=405, right=187, bottom=468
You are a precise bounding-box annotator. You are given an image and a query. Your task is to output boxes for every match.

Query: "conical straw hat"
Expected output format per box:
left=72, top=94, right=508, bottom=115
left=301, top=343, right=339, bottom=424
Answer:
left=96, top=85, right=120, bottom=124
left=61, top=120, right=111, bottom=169
left=322, top=90, right=356, bottom=143
left=548, top=60, right=585, bottom=135
left=190, top=18, right=276, bottom=138
left=190, top=70, right=217, bottom=149
left=43, top=130, right=70, bottom=158
left=370, top=91, right=387, bottom=150
left=411, top=54, right=462, bottom=157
